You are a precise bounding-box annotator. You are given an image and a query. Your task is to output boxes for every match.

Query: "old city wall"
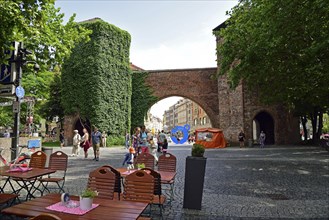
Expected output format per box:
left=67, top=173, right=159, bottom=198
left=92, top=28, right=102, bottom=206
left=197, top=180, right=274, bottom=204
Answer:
left=145, top=68, right=220, bottom=128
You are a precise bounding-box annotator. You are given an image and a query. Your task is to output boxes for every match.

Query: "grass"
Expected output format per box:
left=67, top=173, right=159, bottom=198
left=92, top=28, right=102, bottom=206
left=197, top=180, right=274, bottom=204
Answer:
left=42, top=141, right=61, bottom=147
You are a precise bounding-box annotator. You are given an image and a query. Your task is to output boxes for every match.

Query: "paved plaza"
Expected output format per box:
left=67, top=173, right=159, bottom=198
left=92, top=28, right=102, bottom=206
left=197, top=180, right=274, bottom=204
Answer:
left=2, top=144, right=329, bottom=219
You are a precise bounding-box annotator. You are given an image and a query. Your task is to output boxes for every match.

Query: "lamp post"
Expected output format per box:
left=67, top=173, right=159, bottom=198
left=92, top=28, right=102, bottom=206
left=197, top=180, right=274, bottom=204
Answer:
left=11, top=42, right=39, bottom=160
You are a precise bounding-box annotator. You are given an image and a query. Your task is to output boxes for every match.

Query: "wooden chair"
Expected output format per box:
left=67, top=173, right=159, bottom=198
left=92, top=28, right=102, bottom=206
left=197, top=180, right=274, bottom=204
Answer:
left=142, top=168, right=166, bottom=216
left=0, top=193, right=19, bottom=209
left=123, top=170, right=154, bottom=204
left=135, top=153, right=155, bottom=169
left=29, top=151, right=47, bottom=169
left=12, top=151, right=47, bottom=199
left=30, top=213, right=61, bottom=220
left=158, top=153, right=177, bottom=202
left=101, top=165, right=122, bottom=200
left=40, top=151, right=68, bottom=194
left=158, top=153, right=176, bottom=172
left=87, top=166, right=116, bottom=200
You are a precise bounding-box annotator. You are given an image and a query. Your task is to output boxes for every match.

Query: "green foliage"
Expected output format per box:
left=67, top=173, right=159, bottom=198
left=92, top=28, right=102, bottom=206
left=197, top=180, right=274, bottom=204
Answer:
left=39, top=66, right=64, bottom=120
left=0, top=0, right=91, bottom=69
left=323, top=114, right=329, bottom=133
left=81, top=188, right=98, bottom=198
left=0, top=107, right=13, bottom=127
left=131, top=71, right=158, bottom=132
left=137, top=163, right=145, bottom=169
left=191, top=143, right=205, bottom=157
left=107, top=135, right=125, bottom=146
left=62, top=19, right=132, bottom=136
left=214, top=0, right=329, bottom=113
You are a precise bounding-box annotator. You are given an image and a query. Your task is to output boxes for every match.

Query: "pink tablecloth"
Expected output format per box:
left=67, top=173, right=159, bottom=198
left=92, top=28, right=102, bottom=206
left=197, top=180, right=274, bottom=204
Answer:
left=7, top=167, right=32, bottom=172
left=46, top=201, right=99, bottom=215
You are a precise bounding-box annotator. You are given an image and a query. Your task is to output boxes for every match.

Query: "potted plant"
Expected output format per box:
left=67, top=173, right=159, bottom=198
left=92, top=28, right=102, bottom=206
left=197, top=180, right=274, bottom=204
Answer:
left=79, top=188, right=98, bottom=210
left=136, top=163, right=145, bottom=170
left=183, top=143, right=207, bottom=210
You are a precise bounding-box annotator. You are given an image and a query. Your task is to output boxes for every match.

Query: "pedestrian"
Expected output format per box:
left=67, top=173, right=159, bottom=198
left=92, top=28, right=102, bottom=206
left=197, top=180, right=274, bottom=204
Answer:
left=125, top=132, right=130, bottom=149
left=101, top=131, right=107, bottom=148
left=132, top=127, right=141, bottom=155
left=139, top=126, right=148, bottom=153
left=238, top=130, right=245, bottom=148
left=157, top=130, right=166, bottom=153
left=81, top=128, right=91, bottom=159
left=3, top=130, right=10, bottom=138
left=59, top=129, right=65, bottom=148
left=122, top=146, right=135, bottom=170
left=71, top=130, right=81, bottom=157
left=259, top=131, right=266, bottom=148
left=149, top=137, right=158, bottom=163
left=91, top=126, right=102, bottom=161
left=162, top=138, right=168, bottom=155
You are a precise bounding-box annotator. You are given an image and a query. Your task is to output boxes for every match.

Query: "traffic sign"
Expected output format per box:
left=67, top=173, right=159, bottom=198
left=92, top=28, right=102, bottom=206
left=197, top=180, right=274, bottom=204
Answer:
left=0, top=42, right=19, bottom=84
left=0, top=84, right=15, bottom=97
left=15, top=86, right=25, bottom=98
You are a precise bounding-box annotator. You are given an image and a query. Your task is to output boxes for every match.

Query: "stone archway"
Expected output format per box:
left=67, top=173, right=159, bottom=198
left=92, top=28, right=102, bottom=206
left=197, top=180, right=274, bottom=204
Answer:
left=253, top=111, right=275, bottom=145
left=145, top=68, right=219, bottom=128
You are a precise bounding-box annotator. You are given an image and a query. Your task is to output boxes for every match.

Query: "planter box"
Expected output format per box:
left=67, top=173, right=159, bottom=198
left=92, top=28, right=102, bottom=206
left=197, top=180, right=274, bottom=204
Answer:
left=183, top=156, right=207, bottom=210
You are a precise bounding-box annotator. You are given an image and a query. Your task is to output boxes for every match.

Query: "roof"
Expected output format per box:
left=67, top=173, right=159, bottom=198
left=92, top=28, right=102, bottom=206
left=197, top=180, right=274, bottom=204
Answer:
left=195, top=128, right=223, bottom=133
left=213, top=21, right=227, bottom=32
left=130, top=63, right=144, bottom=71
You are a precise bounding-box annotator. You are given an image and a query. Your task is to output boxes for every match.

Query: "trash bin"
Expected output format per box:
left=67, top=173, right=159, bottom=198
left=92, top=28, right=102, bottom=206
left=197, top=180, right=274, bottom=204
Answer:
left=42, top=146, right=53, bottom=168
left=248, top=139, right=253, bottom=148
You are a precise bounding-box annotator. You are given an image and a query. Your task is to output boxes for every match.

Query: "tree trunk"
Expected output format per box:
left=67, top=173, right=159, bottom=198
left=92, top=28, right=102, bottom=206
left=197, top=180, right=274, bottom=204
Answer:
left=301, top=116, right=308, bottom=140
left=317, top=111, right=323, bottom=139
left=310, top=109, right=318, bottom=143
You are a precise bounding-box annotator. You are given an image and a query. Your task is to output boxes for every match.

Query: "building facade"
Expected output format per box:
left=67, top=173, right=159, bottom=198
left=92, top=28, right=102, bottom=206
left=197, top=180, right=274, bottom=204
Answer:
left=163, top=98, right=212, bottom=133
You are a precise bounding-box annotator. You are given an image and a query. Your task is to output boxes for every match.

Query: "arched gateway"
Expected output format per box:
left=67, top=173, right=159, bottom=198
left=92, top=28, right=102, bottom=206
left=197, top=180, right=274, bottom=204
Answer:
left=144, top=68, right=300, bottom=145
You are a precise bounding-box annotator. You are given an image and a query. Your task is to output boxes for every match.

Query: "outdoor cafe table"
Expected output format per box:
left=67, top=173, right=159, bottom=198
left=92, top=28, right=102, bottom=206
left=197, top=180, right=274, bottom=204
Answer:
left=1, top=193, right=149, bottom=220
left=117, top=167, right=177, bottom=183
left=0, top=166, right=55, bottom=200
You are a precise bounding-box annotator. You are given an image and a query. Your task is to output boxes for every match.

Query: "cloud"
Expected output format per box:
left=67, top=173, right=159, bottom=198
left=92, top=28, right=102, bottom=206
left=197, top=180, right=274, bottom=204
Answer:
left=130, top=35, right=217, bottom=70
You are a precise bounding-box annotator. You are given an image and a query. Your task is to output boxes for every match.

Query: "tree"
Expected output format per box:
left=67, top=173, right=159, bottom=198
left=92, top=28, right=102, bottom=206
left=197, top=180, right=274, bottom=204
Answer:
left=0, top=0, right=91, bottom=128
left=214, top=0, right=329, bottom=142
left=0, top=0, right=91, bottom=69
left=39, top=66, right=64, bottom=121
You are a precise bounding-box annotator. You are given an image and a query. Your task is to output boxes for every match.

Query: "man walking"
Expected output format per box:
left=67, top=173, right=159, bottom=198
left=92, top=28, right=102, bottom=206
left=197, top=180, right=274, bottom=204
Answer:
left=91, top=126, right=102, bottom=161
left=157, top=130, right=166, bottom=153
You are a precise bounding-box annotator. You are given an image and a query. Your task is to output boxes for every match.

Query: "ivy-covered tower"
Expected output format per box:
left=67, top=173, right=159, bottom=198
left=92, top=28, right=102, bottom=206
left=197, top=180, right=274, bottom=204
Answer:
left=62, top=18, right=131, bottom=144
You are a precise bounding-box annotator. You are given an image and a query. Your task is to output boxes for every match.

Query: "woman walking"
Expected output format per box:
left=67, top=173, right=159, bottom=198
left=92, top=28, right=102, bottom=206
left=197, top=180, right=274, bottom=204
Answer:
left=81, top=128, right=91, bottom=158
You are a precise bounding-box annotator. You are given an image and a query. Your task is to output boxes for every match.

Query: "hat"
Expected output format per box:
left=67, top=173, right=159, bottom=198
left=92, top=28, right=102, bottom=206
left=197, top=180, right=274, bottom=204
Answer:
left=74, top=130, right=78, bottom=133
left=129, top=146, right=135, bottom=154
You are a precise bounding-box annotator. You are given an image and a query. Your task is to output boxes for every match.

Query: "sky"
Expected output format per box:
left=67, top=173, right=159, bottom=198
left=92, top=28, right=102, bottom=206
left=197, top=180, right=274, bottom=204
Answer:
left=55, top=0, right=238, bottom=118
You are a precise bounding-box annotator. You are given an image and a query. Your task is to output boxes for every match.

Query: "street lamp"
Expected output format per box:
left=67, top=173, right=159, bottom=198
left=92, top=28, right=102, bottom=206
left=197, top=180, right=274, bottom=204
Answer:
left=11, top=42, right=39, bottom=160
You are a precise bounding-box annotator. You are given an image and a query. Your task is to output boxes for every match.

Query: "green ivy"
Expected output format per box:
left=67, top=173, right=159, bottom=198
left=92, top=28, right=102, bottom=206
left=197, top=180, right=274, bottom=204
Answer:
left=131, top=71, right=158, bottom=132
left=61, top=18, right=131, bottom=136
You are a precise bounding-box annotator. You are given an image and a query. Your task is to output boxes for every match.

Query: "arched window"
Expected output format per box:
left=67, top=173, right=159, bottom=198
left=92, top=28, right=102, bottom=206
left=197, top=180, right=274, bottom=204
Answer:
left=194, top=119, right=198, bottom=126
left=199, top=118, right=202, bottom=125
left=203, top=117, right=206, bottom=125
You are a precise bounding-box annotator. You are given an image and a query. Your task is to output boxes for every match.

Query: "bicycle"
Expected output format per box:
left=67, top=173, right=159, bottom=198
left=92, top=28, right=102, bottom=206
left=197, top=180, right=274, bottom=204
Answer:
left=0, top=139, right=41, bottom=167
left=0, top=146, right=32, bottom=167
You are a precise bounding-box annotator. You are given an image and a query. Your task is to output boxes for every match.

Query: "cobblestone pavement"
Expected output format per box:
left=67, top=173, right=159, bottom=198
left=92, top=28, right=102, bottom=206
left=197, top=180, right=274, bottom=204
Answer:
left=2, top=144, right=329, bottom=219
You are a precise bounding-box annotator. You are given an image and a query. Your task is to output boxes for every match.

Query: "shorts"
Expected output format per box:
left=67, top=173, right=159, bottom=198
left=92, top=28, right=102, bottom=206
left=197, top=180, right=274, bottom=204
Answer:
left=93, top=143, right=100, bottom=152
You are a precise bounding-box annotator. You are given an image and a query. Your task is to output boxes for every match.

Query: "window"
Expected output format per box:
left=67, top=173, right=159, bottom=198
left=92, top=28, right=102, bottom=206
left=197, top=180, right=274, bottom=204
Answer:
left=194, top=119, right=197, bottom=126
left=203, top=117, right=207, bottom=125
left=199, top=118, right=202, bottom=125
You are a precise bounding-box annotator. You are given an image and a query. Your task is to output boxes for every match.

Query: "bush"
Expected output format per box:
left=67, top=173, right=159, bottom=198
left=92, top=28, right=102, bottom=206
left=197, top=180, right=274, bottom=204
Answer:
left=107, top=135, right=125, bottom=146
left=191, top=143, right=205, bottom=157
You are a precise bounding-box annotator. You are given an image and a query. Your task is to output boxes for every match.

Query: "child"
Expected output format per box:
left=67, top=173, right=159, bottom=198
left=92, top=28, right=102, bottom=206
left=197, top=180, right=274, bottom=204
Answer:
left=122, top=146, right=135, bottom=170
